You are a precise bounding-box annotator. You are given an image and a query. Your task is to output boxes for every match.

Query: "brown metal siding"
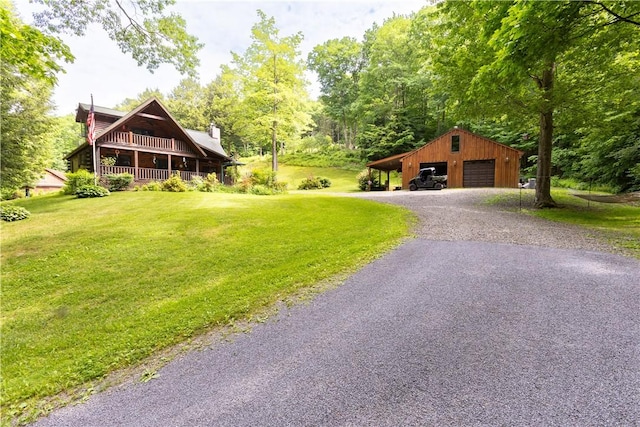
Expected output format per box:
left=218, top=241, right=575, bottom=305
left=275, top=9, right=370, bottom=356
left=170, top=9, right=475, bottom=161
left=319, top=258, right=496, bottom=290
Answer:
left=402, top=129, right=522, bottom=189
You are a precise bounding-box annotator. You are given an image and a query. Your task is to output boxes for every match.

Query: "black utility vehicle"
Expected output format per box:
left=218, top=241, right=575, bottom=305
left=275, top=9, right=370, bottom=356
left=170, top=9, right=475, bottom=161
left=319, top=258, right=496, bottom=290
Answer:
left=408, top=167, right=447, bottom=191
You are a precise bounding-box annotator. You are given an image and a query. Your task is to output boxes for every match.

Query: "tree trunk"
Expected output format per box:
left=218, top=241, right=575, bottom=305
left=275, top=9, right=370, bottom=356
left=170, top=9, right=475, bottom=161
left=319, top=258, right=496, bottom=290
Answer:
left=272, top=120, right=278, bottom=172
left=534, top=65, right=557, bottom=208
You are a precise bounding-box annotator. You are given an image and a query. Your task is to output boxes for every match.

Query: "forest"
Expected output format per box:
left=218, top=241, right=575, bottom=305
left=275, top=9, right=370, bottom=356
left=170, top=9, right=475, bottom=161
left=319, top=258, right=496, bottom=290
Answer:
left=2, top=1, right=639, bottom=205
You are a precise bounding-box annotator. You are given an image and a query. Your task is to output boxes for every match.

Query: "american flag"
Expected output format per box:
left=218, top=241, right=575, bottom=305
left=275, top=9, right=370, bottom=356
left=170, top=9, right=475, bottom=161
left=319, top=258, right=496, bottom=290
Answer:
left=87, top=95, right=95, bottom=145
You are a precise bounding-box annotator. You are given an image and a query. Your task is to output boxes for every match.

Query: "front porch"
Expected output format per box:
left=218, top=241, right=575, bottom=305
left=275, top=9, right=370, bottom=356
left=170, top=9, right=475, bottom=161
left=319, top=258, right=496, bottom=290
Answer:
left=95, top=143, right=225, bottom=183
left=99, top=165, right=212, bottom=183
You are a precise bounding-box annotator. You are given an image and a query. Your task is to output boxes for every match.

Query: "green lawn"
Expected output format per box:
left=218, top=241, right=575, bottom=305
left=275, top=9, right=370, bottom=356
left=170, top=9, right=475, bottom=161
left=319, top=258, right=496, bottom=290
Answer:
left=487, top=189, right=640, bottom=257
left=530, top=190, right=640, bottom=255
left=1, top=191, right=414, bottom=424
left=238, top=159, right=402, bottom=192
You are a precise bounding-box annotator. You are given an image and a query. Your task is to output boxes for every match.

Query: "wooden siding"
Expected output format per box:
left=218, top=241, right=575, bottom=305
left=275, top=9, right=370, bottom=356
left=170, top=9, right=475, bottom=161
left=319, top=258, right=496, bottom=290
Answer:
left=401, top=129, right=522, bottom=189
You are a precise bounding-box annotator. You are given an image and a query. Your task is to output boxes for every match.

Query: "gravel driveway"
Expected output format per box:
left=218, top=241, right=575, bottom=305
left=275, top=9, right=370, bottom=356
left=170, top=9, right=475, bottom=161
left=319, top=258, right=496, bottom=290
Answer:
left=351, top=188, right=618, bottom=253
left=32, top=189, right=640, bottom=427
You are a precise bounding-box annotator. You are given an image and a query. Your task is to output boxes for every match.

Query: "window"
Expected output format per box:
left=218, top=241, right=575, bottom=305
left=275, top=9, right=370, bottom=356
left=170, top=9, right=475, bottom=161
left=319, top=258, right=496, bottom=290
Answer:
left=451, top=135, right=460, bottom=152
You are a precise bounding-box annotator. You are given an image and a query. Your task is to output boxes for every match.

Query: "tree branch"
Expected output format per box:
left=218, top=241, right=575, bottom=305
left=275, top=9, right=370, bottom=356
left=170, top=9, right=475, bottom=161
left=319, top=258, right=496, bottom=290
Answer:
left=584, top=1, right=640, bottom=26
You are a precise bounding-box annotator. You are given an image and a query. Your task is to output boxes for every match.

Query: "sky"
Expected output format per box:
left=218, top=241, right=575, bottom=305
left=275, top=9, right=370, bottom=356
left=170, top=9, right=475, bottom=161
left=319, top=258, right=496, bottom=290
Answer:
left=15, top=0, right=429, bottom=116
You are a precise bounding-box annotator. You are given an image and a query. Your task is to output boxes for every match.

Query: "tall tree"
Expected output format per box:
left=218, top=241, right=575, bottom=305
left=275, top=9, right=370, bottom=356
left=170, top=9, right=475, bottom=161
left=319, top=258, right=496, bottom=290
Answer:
left=203, top=66, right=244, bottom=156
left=231, top=10, right=312, bottom=171
left=433, top=0, right=640, bottom=207
left=48, top=114, right=85, bottom=171
left=0, top=1, right=60, bottom=196
left=307, top=37, right=363, bottom=149
left=166, top=78, right=208, bottom=130
left=355, top=15, right=438, bottom=160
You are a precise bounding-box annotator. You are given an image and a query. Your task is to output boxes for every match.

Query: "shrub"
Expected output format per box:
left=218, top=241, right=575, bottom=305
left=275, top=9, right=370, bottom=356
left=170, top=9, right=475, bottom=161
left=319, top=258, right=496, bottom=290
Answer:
left=143, top=181, right=163, bottom=191
left=161, top=173, right=187, bottom=192
left=191, top=173, right=220, bottom=192
left=298, top=175, right=332, bottom=190
left=357, top=169, right=379, bottom=191
left=1, top=189, right=20, bottom=200
left=63, top=170, right=95, bottom=195
left=319, top=177, right=332, bottom=188
left=236, top=169, right=287, bottom=195
left=75, top=185, right=110, bottom=198
left=105, top=173, right=134, bottom=191
left=0, top=205, right=31, bottom=222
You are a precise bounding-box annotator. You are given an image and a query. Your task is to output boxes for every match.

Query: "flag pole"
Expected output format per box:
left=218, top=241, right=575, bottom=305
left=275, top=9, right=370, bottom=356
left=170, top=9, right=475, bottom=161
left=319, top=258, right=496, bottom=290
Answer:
left=87, top=94, right=97, bottom=185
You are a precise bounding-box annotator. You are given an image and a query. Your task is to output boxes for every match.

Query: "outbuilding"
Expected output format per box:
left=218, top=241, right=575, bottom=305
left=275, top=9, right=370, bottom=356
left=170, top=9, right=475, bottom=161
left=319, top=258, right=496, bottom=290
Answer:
left=367, top=128, right=524, bottom=189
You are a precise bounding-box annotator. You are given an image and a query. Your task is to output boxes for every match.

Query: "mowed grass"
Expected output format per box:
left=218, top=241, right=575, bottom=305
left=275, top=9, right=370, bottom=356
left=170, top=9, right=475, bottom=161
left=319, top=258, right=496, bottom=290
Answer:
left=487, top=189, right=640, bottom=257
left=531, top=190, right=640, bottom=255
left=239, top=160, right=402, bottom=192
left=1, top=191, right=413, bottom=422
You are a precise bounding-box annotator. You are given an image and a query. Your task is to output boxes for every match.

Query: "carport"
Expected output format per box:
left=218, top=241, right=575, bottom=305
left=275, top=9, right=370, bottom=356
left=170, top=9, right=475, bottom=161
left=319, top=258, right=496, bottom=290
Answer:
left=365, top=152, right=408, bottom=191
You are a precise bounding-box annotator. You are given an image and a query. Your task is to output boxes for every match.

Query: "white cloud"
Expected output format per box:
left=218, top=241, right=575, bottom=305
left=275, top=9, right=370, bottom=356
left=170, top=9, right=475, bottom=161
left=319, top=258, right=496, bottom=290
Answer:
left=14, top=0, right=427, bottom=115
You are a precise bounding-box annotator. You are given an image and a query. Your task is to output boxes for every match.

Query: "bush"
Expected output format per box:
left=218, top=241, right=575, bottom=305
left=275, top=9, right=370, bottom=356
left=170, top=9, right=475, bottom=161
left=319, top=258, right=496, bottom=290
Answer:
left=236, top=169, right=287, bottom=195
left=75, top=185, right=110, bottom=198
left=105, top=173, right=134, bottom=191
left=319, top=177, right=332, bottom=188
left=161, top=173, right=188, bottom=192
left=357, top=169, right=379, bottom=191
left=0, top=205, right=31, bottom=222
left=1, top=189, right=20, bottom=200
left=191, top=173, right=220, bottom=192
left=298, top=176, right=332, bottom=190
left=63, top=170, right=95, bottom=195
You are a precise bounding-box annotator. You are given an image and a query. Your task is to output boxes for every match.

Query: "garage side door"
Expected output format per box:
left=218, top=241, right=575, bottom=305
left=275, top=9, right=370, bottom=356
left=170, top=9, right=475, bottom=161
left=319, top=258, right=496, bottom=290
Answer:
left=463, top=160, right=495, bottom=187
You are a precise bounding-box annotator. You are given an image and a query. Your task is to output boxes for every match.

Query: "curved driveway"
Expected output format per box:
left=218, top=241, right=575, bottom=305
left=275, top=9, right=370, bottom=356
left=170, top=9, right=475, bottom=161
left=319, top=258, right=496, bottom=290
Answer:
left=33, top=190, right=640, bottom=426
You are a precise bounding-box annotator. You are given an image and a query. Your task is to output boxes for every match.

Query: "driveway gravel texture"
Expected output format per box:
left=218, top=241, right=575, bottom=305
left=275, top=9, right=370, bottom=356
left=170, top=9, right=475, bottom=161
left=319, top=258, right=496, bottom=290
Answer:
left=33, top=189, right=639, bottom=427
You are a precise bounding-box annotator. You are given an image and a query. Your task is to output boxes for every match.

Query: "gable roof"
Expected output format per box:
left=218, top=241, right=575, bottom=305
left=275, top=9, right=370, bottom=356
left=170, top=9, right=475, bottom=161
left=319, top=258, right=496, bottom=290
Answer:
left=96, top=98, right=206, bottom=158
left=403, top=127, right=524, bottom=159
left=70, top=98, right=230, bottom=160
left=366, top=128, right=524, bottom=171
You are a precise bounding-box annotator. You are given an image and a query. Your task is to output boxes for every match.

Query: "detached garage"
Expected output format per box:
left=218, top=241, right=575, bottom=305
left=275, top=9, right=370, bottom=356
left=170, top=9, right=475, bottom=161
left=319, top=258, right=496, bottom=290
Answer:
left=367, top=128, right=524, bottom=189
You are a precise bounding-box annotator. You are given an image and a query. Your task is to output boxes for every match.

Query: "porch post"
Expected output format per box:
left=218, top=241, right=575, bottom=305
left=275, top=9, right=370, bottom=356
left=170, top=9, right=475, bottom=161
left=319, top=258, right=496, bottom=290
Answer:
left=196, top=158, right=200, bottom=174
left=168, top=154, right=172, bottom=176
left=134, top=150, right=139, bottom=180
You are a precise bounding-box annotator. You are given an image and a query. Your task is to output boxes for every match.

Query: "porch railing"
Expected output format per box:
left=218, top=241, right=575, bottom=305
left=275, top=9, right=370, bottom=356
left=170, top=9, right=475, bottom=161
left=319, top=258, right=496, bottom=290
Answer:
left=99, top=166, right=211, bottom=182
left=101, top=132, right=194, bottom=155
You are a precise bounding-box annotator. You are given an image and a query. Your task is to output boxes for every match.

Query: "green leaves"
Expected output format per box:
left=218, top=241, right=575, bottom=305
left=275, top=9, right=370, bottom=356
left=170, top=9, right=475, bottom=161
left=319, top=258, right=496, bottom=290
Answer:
left=31, top=0, right=202, bottom=77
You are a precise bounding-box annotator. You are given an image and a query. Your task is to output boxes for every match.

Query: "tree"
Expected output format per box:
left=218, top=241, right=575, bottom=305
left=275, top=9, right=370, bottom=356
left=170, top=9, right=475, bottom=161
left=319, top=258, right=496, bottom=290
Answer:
left=1, top=66, right=55, bottom=196
left=231, top=10, right=313, bottom=171
left=433, top=0, right=640, bottom=206
left=355, top=15, right=439, bottom=160
left=0, top=2, right=59, bottom=196
left=115, top=88, right=166, bottom=111
left=0, top=0, right=73, bottom=85
left=166, top=78, right=208, bottom=130
left=30, top=0, right=202, bottom=77
left=203, top=66, right=244, bottom=156
left=307, top=37, right=364, bottom=149
left=48, top=114, right=85, bottom=171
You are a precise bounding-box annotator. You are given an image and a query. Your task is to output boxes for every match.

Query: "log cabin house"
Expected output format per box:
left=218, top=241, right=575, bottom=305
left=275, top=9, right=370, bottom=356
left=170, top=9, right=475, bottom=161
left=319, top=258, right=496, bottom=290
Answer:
left=367, top=128, right=524, bottom=189
left=65, top=98, right=233, bottom=184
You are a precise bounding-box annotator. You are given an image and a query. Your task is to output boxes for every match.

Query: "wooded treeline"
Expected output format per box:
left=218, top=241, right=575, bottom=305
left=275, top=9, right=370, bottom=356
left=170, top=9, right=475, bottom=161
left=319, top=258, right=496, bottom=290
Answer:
left=3, top=1, right=639, bottom=201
